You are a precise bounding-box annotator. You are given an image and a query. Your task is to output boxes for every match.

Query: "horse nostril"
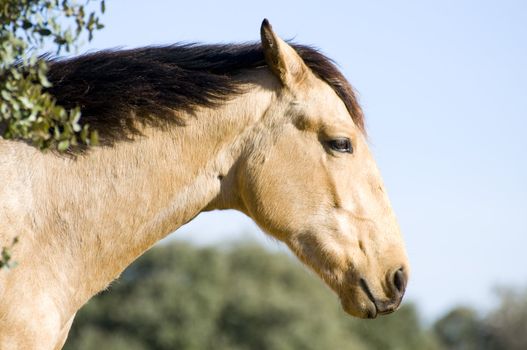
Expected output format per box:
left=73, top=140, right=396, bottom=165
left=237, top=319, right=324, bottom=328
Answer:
left=393, top=268, right=407, bottom=294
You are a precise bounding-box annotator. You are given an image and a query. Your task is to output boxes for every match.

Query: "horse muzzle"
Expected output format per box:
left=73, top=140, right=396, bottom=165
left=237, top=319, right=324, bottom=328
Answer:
left=341, top=267, right=408, bottom=319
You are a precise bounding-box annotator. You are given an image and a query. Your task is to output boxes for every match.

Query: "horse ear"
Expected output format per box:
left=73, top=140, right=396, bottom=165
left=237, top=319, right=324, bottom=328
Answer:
left=260, top=19, right=308, bottom=87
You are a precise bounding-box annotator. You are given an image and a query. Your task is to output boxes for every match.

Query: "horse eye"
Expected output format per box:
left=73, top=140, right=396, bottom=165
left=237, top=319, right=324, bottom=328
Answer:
left=328, top=138, right=353, bottom=153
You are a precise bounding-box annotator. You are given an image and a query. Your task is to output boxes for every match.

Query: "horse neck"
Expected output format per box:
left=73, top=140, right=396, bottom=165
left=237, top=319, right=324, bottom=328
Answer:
left=24, top=77, right=275, bottom=313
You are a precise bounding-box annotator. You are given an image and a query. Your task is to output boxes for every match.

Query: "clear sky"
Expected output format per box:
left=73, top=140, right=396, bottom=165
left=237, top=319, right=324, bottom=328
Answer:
left=78, top=0, right=527, bottom=320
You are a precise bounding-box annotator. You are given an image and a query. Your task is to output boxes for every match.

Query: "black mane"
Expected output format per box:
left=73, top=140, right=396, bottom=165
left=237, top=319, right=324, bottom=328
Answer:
left=46, top=43, right=364, bottom=143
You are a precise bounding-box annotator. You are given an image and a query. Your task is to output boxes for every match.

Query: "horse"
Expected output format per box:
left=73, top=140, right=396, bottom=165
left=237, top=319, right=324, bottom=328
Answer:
left=0, top=20, right=409, bottom=349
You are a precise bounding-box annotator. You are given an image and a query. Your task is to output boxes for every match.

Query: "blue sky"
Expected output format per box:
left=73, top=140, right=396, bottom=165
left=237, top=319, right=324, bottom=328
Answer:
left=78, top=0, right=527, bottom=320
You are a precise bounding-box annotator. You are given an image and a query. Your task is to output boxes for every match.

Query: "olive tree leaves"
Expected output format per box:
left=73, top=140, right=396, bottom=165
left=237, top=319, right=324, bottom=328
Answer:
left=0, top=0, right=105, bottom=151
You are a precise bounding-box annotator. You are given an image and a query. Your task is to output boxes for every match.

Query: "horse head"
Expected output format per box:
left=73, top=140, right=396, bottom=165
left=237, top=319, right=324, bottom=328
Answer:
left=234, top=20, right=409, bottom=318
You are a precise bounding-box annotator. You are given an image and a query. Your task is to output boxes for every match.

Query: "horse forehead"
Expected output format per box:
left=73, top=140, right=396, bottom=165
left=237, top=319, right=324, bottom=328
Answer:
left=290, top=81, right=351, bottom=124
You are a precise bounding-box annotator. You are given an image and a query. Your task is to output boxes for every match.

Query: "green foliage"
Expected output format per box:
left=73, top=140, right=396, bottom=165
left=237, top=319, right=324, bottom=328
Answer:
left=486, top=288, right=527, bottom=350
left=433, top=307, right=493, bottom=350
left=433, top=289, right=527, bottom=350
left=0, top=236, right=18, bottom=269
left=0, top=0, right=104, bottom=150
left=350, top=304, right=440, bottom=350
left=65, top=241, right=527, bottom=349
left=65, top=242, right=438, bottom=350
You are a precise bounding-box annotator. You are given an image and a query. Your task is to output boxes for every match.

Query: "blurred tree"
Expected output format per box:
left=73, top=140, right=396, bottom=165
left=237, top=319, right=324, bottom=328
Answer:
left=0, top=0, right=103, bottom=151
left=485, top=287, right=527, bottom=350
left=433, top=306, right=492, bottom=350
left=350, top=303, right=441, bottom=350
left=65, top=242, right=438, bottom=350
left=433, top=287, right=527, bottom=350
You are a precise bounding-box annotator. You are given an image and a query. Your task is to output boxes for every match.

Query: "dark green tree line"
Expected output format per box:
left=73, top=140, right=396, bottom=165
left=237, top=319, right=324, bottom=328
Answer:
left=65, top=241, right=527, bottom=350
left=434, top=288, right=527, bottom=350
left=65, top=242, right=439, bottom=350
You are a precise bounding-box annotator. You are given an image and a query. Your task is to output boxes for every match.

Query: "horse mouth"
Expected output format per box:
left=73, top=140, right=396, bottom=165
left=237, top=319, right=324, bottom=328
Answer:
left=359, top=278, right=401, bottom=319
left=359, top=278, right=379, bottom=318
